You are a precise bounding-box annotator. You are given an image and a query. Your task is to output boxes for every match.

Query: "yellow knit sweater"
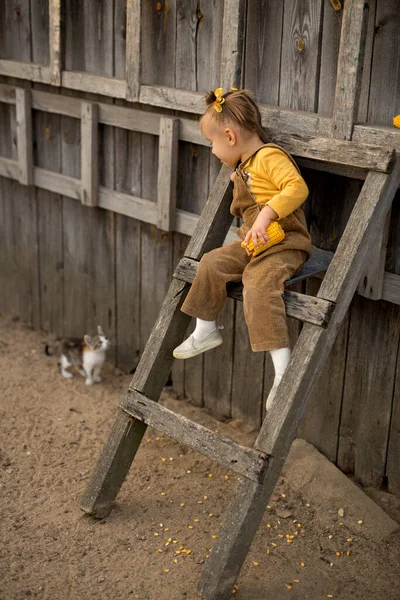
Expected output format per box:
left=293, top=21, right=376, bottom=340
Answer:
left=241, top=146, right=309, bottom=220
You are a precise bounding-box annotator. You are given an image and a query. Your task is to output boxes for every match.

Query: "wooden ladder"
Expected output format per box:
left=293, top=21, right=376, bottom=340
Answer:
left=81, top=140, right=399, bottom=600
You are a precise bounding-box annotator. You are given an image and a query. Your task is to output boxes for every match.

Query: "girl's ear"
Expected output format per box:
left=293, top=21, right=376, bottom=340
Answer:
left=225, top=127, right=236, bottom=145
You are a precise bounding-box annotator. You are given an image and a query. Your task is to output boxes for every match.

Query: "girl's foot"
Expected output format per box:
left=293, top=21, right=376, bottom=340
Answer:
left=173, top=329, right=223, bottom=359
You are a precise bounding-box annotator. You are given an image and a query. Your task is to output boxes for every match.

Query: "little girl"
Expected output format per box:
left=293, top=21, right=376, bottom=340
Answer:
left=173, top=88, right=312, bottom=410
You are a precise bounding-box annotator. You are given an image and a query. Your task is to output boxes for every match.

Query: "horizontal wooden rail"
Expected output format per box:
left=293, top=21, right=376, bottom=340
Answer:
left=173, top=257, right=335, bottom=327
left=121, top=389, right=268, bottom=482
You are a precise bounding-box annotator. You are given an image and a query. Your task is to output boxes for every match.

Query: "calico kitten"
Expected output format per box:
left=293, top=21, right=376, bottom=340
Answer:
left=45, top=326, right=110, bottom=385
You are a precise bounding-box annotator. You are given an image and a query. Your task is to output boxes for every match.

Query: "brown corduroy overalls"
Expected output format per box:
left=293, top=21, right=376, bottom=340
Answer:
left=181, top=144, right=312, bottom=351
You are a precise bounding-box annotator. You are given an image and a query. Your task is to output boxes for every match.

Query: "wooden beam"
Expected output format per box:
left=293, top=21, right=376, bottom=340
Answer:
left=62, top=71, right=126, bottom=98
left=220, top=0, right=246, bottom=89
left=173, top=257, right=335, bottom=327
left=49, top=0, right=62, bottom=86
left=15, top=88, right=33, bottom=186
left=121, top=390, right=268, bottom=482
left=331, top=0, right=369, bottom=140
left=125, top=0, right=141, bottom=102
left=34, top=167, right=81, bottom=199
left=264, top=131, right=395, bottom=174
left=81, top=102, right=99, bottom=207
left=0, top=60, right=51, bottom=84
left=157, top=117, right=179, bottom=231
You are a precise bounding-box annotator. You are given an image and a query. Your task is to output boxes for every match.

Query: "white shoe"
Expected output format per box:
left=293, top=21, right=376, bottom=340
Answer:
left=173, top=329, right=223, bottom=359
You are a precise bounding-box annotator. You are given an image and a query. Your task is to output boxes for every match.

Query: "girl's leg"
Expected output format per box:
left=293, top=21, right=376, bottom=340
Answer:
left=242, top=249, right=307, bottom=409
left=266, top=347, right=291, bottom=411
left=174, top=242, right=249, bottom=359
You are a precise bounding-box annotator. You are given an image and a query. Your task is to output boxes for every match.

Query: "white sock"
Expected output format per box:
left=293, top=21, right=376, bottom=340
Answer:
left=266, top=347, right=291, bottom=411
left=193, top=318, right=217, bottom=341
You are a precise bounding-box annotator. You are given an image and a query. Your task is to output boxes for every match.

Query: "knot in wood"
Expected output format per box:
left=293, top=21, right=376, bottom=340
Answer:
left=297, top=37, right=305, bottom=53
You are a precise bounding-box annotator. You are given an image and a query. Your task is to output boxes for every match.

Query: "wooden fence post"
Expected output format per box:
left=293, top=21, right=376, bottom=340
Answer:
left=16, top=88, right=33, bottom=186
left=125, top=0, right=141, bottom=102
left=81, top=102, right=99, bottom=207
left=157, top=117, right=179, bottom=231
left=49, top=0, right=62, bottom=86
left=220, top=0, right=246, bottom=90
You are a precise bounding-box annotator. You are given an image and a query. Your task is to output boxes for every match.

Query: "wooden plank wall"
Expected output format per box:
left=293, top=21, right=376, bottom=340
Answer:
left=1, top=0, right=400, bottom=496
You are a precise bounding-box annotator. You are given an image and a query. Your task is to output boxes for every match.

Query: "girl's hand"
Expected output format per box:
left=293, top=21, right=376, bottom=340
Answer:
left=244, top=205, right=278, bottom=248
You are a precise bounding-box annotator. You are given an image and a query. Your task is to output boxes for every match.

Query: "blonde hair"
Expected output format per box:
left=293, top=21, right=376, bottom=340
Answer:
left=202, top=89, right=267, bottom=142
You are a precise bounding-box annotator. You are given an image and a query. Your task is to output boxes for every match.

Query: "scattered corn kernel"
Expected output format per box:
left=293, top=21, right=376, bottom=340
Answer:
left=281, top=493, right=286, bottom=498
left=330, top=562, right=334, bottom=567
left=209, top=513, right=214, bottom=517
left=266, top=505, right=271, bottom=509
left=338, top=522, right=343, bottom=526
left=279, top=534, right=284, bottom=539
left=286, top=584, right=292, bottom=590
left=294, top=532, right=298, bottom=537
left=175, top=551, right=181, bottom=555
left=186, top=470, right=191, bottom=474
left=232, top=591, right=237, bottom=596
left=212, top=535, right=218, bottom=539
left=205, top=554, right=209, bottom=559
left=346, top=551, right=351, bottom=557
left=161, top=492, right=167, bottom=496
left=185, top=550, right=191, bottom=555
left=358, top=520, right=363, bottom=524
left=347, top=538, right=353, bottom=543
left=271, top=543, right=277, bottom=547
left=300, top=562, right=305, bottom=567
left=180, top=503, right=185, bottom=507
left=164, top=528, right=170, bottom=532
left=163, top=569, right=169, bottom=573
left=233, top=584, right=239, bottom=591
left=172, top=540, right=178, bottom=544
left=225, top=475, right=230, bottom=481
left=146, top=439, right=151, bottom=443
left=266, top=550, right=271, bottom=555
left=165, top=542, right=170, bottom=547
left=173, top=559, right=178, bottom=564
left=208, top=473, right=213, bottom=478
left=167, top=538, right=172, bottom=543
left=336, top=552, right=341, bottom=557
left=156, top=436, right=160, bottom=441
left=306, top=503, right=311, bottom=507
left=179, top=546, right=184, bottom=550
left=194, top=519, right=200, bottom=523
left=293, top=579, right=300, bottom=583
left=297, top=524, right=302, bottom=528
left=253, top=562, right=259, bottom=567
left=204, top=496, right=208, bottom=500
left=157, top=548, right=163, bottom=553
left=197, top=500, right=203, bottom=504
left=188, top=525, right=193, bottom=529
left=266, top=524, right=271, bottom=528
left=328, top=535, right=333, bottom=539
left=327, top=596, right=333, bottom=599
left=287, top=539, right=293, bottom=544
left=161, top=458, right=167, bottom=462
left=154, top=533, right=159, bottom=537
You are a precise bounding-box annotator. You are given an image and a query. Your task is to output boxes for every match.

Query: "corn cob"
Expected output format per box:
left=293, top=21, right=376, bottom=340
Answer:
left=241, top=221, right=285, bottom=257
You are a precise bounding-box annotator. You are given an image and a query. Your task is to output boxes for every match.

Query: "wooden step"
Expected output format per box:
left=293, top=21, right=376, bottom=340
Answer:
left=120, top=390, right=268, bottom=482
left=173, top=250, right=335, bottom=328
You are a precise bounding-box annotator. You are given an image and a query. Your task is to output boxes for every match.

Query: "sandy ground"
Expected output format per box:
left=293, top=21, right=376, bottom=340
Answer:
left=1, top=315, right=400, bottom=600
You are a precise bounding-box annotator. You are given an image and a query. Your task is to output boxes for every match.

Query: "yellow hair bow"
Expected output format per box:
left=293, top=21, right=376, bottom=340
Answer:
left=213, top=87, right=239, bottom=112
left=213, top=88, right=225, bottom=113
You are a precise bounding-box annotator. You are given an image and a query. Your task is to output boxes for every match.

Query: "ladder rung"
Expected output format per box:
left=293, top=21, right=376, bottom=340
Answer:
left=174, top=256, right=335, bottom=327
left=120, top=390, right=268, bottom=483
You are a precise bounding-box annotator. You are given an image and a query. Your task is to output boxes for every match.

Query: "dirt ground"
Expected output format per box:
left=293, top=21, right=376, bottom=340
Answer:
left=1, top=316, right=400, bottom=600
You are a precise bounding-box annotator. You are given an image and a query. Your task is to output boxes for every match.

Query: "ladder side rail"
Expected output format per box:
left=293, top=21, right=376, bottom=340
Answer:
left=198, top=159, right=400, bottom=600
